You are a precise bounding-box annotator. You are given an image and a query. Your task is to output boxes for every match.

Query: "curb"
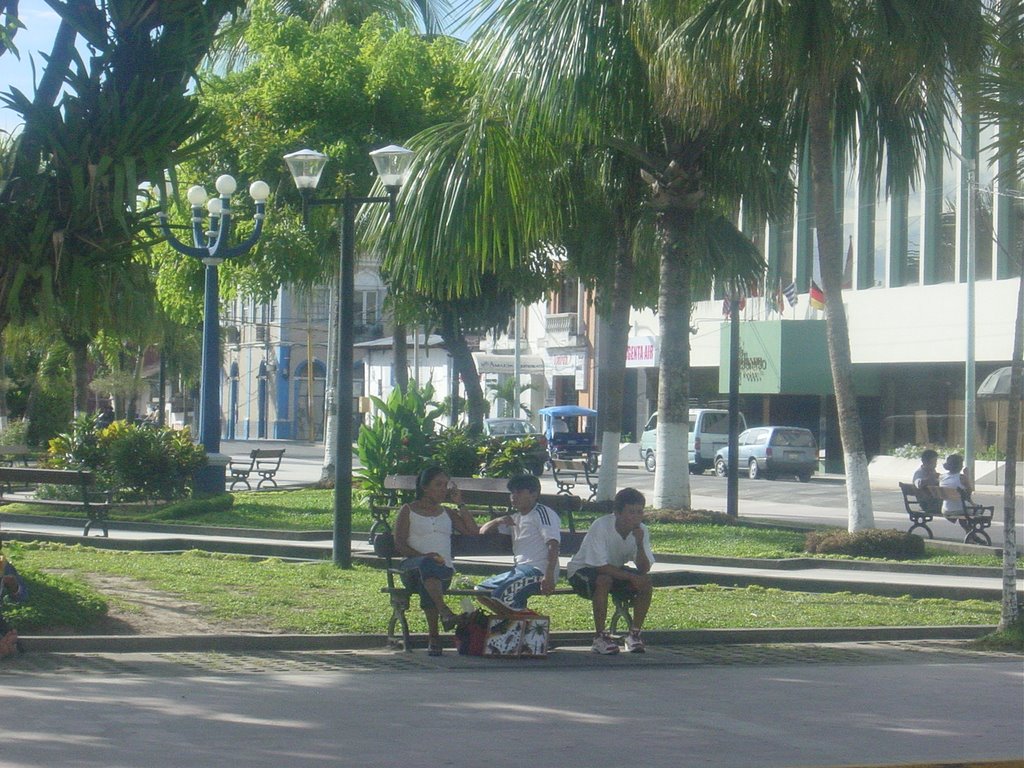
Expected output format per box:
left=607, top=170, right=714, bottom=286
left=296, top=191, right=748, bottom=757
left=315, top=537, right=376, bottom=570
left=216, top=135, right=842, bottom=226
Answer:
left=20, top=624, right=998, bottom=654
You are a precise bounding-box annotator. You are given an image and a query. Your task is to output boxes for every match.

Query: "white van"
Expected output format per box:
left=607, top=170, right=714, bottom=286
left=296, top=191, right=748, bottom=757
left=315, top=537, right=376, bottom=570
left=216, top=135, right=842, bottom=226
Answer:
left=638, top=408, right=746, bottom=474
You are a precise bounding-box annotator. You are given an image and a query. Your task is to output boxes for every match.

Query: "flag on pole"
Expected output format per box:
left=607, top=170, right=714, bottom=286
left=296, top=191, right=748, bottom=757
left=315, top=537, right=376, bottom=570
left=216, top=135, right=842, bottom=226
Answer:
left=809, top=280, right=825, bottom=310
left=782, top=281, right=798, bottom=307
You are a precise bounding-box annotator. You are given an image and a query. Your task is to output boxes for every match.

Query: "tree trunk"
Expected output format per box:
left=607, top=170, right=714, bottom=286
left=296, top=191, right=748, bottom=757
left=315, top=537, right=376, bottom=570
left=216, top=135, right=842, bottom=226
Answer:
left=69, top=336, right=91, bottom=417
left=808, top=101, right=875, bottom=530
left=998, top=247, right=1022, bottom=629
left=653, top=210, right=694, bottom=510
left=439, top=310, right=485, bottom=430
left=596, top=224, right=634, bottom=500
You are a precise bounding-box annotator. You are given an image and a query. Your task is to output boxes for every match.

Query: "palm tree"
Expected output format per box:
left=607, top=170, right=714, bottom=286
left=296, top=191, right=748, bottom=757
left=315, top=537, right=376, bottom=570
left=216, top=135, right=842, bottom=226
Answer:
left=466, top=0, right=785, bottom=510
left=974, top=0, right=1021, bottom=629
left=671, top=0, right=987, bottom=529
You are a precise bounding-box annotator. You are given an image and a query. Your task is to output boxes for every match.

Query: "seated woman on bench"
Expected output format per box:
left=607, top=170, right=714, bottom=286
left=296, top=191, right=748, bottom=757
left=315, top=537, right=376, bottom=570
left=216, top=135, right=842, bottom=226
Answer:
left=394, top=466, right=479, bottom=656
left=938, top=453, right=975, bottom=532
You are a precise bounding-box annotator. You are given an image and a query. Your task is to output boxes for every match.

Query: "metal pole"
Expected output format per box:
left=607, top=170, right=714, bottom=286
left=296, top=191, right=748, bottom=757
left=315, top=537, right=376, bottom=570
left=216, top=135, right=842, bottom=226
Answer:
left=727, top=296, right=740, bottom=517
left=513, top=301, right=521, bottom=416
left=194, top=260, right=225, bottom=494
left=965, top=150, right=977, bottom=477
left=333, top=197, right=356, bottom=568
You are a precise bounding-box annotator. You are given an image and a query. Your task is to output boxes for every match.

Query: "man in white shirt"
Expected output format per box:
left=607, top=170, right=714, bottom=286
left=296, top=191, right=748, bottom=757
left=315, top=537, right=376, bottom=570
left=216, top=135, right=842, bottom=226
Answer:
left=567, top=487, right=654, bottom=655
left=476, top=474, right=561, bottom=611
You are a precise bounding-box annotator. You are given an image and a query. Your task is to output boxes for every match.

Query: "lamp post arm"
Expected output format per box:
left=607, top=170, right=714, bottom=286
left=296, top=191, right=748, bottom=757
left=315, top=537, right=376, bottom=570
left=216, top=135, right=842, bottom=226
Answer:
left=218, top=205, right=267, bottom=260
left=158, top=210, right=210, bottom=260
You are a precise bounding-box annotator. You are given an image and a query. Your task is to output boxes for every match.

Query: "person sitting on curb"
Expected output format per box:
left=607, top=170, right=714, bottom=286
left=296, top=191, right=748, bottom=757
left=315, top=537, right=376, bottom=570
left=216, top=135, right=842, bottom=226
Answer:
left=475, top=474, right=560, bottom=612
left=912, top=448, right=942, bottom=515
left=566, top=487, right=654, bottom=655
left=394, top=466, right=479, bottom=656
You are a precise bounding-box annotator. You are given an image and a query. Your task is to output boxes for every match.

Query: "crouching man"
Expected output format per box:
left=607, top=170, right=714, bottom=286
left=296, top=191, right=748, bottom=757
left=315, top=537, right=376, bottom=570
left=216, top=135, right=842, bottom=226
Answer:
left=566, top=487, right=654, bottom=654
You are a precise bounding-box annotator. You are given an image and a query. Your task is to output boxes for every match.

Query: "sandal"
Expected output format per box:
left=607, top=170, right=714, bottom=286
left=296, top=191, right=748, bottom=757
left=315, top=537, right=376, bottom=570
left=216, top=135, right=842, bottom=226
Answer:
left=440, top=612, right=460, bottom=631
left=427, top=642, right=443, bottom=657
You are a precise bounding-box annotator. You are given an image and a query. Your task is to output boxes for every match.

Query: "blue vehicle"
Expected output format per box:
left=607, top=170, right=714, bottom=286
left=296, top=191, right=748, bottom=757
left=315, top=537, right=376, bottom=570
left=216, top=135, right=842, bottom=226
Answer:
left=537, top=405, right=597, bottom=462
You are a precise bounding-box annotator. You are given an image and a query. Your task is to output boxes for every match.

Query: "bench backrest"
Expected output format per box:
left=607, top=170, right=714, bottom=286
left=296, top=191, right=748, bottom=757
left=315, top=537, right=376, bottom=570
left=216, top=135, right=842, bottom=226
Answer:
left=0, top=444, right=32, bottom=455
left=0, top=467, right=96, bottom=486
left=384, top=475, right=506, bottom=493
left=375, top=530, right=586, bottom=560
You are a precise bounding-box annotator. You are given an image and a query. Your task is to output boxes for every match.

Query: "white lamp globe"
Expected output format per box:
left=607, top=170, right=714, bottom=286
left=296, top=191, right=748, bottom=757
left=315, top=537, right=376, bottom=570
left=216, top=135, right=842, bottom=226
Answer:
left=215, top=174, right=237, bottom=196
left=249, top=180, right=270, bottom=202
left=207, top=197, right=224, bottom=215
left=186, top=185, right=208, bottom=206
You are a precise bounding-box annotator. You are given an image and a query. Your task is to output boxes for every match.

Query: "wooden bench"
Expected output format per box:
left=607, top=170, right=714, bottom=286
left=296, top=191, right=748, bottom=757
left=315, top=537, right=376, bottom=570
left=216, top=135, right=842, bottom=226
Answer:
left=899, top=482, right=995, bottom=545
left=372, top=529, right=633, bottom=651
left=550, top=458, right=598, bottom=501
left=0, top=467, right=112, bottom=536
left=228, top=449, right=286, bottom=491
left=379, top=475, right=582, bottom=532
left=0, top=445, right=35, bottom=468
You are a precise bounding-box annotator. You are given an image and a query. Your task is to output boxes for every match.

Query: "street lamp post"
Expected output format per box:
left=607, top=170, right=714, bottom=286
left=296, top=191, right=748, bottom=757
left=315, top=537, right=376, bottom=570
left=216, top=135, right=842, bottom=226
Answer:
left=284, top=145, right=414, bottom=568
left=158, top=175, right=270, bottom=494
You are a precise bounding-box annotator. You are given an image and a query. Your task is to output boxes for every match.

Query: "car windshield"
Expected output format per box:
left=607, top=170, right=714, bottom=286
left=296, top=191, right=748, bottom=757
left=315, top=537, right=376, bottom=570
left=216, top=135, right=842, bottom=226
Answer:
left=770, top=429, right=815, bottom=447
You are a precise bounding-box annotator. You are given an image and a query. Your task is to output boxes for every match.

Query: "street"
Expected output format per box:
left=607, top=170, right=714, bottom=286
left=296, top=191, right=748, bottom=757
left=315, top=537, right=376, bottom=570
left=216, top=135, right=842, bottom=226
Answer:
left=1, top=646, right=1021, bottom=768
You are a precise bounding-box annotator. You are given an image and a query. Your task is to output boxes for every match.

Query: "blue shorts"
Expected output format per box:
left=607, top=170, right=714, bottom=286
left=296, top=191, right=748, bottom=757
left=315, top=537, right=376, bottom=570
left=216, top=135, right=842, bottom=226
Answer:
left=398, top=556, right=454, bottom=608
left=476, top=566, right=544, bottom=610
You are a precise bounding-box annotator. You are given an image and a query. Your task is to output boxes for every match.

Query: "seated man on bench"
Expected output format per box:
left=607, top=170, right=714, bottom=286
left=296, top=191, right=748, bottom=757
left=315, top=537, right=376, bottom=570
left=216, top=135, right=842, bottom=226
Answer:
left=912, top=448, right=942, bottom=515
left=567, top=487, right=654, bottom=655
left=475, top=474, right=561, bottom=612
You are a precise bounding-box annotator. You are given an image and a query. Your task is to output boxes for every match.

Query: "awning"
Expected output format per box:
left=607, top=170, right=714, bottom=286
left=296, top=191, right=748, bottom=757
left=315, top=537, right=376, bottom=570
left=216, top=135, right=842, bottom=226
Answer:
left=472, top=352, right=546, bottom=375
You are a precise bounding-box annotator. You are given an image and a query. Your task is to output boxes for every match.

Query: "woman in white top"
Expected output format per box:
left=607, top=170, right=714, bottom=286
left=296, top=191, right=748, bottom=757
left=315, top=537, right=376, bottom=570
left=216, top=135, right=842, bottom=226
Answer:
left=394, top=466, right=479, bottom=655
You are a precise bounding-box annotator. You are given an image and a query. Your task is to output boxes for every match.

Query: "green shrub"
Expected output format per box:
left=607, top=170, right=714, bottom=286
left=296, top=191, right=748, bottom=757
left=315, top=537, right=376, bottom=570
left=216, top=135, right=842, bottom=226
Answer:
left=804, top=528, right=925, bottom=559
left=646, top=508, right=743, bottom=525
left=478, top=436, right=538, bottom=477
left=429, top=426, right=483, bottom=477
left=46, top=417, right=206, bottom=502
left=0, top=418, right=29, bottom=446
left=355, top=383, right=444, bottom=501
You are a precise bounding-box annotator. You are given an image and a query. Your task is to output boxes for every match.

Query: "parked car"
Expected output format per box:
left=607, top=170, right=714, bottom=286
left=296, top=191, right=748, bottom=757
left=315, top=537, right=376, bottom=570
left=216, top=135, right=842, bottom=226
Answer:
left=482, top=418, right=549, bottom=476
left=714, top=426, right=818, bottom=482
left=638, top=408, right=746, bottom=474
left=538, top=405, right=597, bottom=463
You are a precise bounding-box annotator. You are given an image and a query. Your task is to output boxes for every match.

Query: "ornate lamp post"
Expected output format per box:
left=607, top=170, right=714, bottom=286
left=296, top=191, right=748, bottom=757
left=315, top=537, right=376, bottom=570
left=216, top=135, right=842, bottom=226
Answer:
left=158, top=175, right=270, bottom=494
left=284, top=145, right=414, bottom=567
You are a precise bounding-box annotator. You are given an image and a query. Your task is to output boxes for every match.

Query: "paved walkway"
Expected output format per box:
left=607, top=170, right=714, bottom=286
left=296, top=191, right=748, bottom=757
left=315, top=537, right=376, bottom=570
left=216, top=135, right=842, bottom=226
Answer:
left=0, top=641, right=1020, bottom=768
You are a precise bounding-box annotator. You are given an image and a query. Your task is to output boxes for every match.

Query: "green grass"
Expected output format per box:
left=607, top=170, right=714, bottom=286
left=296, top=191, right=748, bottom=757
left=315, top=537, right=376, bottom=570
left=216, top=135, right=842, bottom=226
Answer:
left=3, top=541, right=1003, bottom=635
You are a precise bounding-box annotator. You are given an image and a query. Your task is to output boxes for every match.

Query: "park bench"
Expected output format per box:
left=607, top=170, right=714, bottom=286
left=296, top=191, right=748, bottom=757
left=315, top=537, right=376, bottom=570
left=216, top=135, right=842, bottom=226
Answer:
left=550, top=458, right=599, bottom=501
left=378, top=474, right=582, bottom=533
left=371, top=527, right=634, bottom=651
left=228, top=448, right=286, bottom=491
left=899, top=482, right=994, bottom=545
left=0, top=466, right=112, bottom=536
left=0, top=445, right=35, bottom=468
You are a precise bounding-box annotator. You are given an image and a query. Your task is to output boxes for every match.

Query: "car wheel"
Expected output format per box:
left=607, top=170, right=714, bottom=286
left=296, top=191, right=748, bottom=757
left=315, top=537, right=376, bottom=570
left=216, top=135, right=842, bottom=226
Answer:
left=714, top=457, right=728, bottom=477
left=644, top=451, right=656, bottom=473
left=748, top=458, right=760, bottom=480
left=797, top=470, right=812, bottom=483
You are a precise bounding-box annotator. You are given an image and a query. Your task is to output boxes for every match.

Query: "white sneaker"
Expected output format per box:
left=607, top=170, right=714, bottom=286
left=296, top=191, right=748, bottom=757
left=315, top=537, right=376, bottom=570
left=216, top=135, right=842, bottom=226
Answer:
left=591, top=632, right=620, bottom=655
left=624, top=630, right=645, bottom=653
